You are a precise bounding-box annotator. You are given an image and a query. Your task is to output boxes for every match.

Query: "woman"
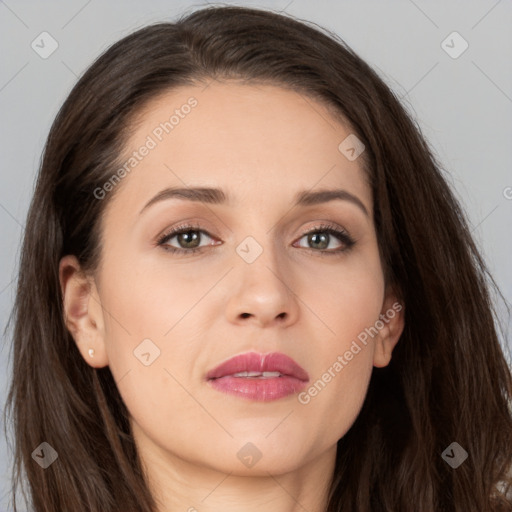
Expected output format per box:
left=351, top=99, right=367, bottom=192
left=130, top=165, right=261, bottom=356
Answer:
left=4, top=5, right=512, bottom=511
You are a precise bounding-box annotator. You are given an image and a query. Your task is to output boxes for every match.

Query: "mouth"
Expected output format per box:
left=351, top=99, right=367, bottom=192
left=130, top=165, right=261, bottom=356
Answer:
left=206, top=351, right=309, bottom=402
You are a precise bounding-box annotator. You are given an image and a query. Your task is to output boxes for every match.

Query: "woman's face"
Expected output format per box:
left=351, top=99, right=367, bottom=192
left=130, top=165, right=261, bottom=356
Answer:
left=62, top=81, right=403, bottom=479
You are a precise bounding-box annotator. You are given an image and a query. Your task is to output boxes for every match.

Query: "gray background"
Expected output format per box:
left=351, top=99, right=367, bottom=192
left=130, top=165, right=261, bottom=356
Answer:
left=1, top=0, right=511, bottom=509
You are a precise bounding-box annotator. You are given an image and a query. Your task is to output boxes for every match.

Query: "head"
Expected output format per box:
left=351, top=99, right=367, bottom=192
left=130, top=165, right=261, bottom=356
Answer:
left=4, top=5, right=512, bottom=512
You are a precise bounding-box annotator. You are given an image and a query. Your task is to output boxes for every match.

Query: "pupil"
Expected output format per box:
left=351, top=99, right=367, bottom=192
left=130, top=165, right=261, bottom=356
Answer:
left=310, top=232, right=328, bottom=250
left=179, top=231, right=199, bottom=248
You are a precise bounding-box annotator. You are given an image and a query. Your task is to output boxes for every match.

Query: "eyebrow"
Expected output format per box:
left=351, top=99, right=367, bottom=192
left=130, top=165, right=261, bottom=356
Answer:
left=139, top=186, right=369, bottom=217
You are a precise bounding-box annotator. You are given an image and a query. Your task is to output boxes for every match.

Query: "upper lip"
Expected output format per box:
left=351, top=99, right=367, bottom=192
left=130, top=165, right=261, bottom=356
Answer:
left=206, top=351, right=309, bottom=381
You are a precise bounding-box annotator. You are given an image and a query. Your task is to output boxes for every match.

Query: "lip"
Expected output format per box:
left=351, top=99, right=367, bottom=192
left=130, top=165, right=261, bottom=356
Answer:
left=206, top=351, right=309, bottom=402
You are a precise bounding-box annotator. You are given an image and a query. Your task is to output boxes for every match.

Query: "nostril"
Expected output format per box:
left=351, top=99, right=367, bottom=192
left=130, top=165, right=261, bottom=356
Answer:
left=240, top=313, right=251, bottom=319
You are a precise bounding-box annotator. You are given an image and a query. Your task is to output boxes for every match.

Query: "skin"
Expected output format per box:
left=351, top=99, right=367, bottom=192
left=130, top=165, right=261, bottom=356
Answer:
left=60, top=81, right=404, bottom=512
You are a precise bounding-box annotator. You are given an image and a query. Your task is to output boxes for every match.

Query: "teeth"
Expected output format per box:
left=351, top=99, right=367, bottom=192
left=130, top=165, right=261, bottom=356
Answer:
left=232, top=371, right=282, bottom=378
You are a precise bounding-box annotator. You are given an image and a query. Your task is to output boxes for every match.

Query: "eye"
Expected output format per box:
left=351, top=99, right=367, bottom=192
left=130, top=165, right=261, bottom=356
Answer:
left=156, top=223, right=217, bottom=254
left=293, top=223, right=355, bottom=255
left=156, top=222, right=356, bottom=256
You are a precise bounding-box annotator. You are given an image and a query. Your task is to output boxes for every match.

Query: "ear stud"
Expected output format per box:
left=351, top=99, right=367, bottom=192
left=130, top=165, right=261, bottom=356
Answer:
left=88, top=348, right=95, bottom=358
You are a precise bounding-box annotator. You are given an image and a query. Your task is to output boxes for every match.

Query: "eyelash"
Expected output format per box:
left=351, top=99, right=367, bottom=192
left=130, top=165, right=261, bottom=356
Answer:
left=156, top=222, right=356, bottom=257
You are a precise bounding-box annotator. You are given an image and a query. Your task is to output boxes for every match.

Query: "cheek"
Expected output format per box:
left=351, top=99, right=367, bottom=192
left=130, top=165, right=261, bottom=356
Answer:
left=95, top=253, right=214, bottom=424
left=97, top=279, right=202, bottom=450
left=296, top=315, right=377, bottom=448
left=296, top=250, right=384, bottom=438
left=99, top=250, right=214, bottom=344
left=97, top=255, right=238, bottom=416
left=301, top=249, right=385, bottom=341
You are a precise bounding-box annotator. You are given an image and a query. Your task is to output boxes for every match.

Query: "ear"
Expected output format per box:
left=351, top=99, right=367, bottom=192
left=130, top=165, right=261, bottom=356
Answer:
left=59, top=255, right=109, bottom=368
left=373, top=286, right=404, bottom=368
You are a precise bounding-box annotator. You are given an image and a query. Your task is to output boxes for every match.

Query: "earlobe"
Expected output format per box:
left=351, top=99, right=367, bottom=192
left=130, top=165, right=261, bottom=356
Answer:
left=373, top=291, right=405, bottom=368
left=59, top=255, right=109, bottom=368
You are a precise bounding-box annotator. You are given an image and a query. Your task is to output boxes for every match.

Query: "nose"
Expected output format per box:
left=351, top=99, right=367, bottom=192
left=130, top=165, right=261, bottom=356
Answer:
left=225, top=241, right=300, bottom=328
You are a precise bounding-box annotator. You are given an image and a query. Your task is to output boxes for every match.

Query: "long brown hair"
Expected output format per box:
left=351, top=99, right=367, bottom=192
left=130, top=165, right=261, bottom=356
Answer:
left=3, top=5, right=512, bottom=511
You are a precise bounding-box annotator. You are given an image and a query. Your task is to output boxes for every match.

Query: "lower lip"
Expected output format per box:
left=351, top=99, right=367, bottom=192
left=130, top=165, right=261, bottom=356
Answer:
left=207, top=376, right=308, bottom=401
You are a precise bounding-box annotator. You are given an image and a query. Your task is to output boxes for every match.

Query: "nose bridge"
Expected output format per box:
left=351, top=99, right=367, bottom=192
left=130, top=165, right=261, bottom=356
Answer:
left=236, top=231, right=289, bottom=291
left=227, top=230, right=298, bottom=325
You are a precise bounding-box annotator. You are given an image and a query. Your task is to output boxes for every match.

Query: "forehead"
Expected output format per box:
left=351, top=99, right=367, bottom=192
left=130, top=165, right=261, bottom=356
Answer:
left=108, top=81, right=372, bottom=216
